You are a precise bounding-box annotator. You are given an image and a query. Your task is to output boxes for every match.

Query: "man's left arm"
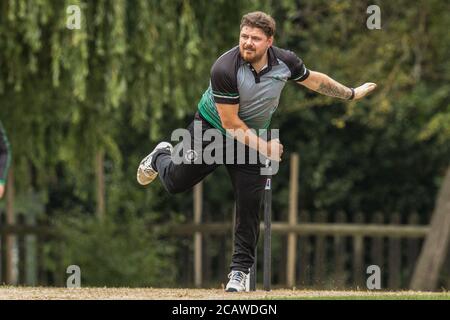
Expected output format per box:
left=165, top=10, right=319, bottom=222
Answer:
left=298, top=70, right=377, bottom=100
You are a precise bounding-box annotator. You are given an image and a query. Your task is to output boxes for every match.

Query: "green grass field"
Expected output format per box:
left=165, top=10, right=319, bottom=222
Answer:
left=0, top=287, right=448, bottom=300
left=274, top=294, right=449, bottom=300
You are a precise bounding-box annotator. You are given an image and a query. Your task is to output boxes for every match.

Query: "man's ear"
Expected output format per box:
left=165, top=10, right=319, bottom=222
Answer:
left=267, top=36, right=274, bottom=47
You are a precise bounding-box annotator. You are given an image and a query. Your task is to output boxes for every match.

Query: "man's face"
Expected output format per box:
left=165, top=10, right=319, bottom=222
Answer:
left=239, top=26, right=273, bottom=64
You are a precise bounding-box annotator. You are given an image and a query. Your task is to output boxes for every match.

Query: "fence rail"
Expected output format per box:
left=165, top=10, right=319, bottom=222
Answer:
left=166, top=222, right=429, bottom=238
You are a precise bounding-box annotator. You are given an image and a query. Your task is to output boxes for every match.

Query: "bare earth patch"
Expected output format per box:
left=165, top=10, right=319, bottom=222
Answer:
left=0, top=287, right=448, bottom=300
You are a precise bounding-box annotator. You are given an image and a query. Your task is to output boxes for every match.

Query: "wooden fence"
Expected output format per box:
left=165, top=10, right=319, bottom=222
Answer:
left=0, top=209, right=448, bottom=289
left=1, top=153, right=448, bottom=289
left=0, top=210, right=435, bottom=289
left=0, top=213, right=50, bottom=286
left=171, top=210, right=438, bottom=290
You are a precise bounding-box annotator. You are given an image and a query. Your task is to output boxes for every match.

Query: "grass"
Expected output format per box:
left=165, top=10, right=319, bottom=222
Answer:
left=276, top=294, right=449, bottom=300
left=0, top=287, right=448, bottom=300
left=261, top=291, right=450, bottom=300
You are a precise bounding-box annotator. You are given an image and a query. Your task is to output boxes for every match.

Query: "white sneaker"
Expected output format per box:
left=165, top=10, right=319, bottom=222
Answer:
left=225, top=270, right=248, bottom=292
left=137, top=142, right=173, bottom=185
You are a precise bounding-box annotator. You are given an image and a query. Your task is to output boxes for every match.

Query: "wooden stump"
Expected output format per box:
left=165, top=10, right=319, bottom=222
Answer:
left=411, top=165, right=450, bottom=291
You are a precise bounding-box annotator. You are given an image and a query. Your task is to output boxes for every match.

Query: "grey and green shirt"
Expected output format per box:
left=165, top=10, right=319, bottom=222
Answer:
left=198, top=45, right=310, bottom=134
left=0, top=121, right=11, bottom=186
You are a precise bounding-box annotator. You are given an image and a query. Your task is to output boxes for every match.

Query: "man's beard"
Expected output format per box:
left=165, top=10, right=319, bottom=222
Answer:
left=240, top=47, right=266, bottom=64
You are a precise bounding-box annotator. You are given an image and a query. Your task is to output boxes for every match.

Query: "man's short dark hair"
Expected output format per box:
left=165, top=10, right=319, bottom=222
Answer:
left=240, top=11, right=276, bottom=38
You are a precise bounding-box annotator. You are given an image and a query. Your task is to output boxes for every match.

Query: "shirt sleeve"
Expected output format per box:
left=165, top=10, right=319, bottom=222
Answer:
left=287, top=52, right=310, bottom=82
left=210, top=61, right=240, bottom=105
left=275, top=48, right=310, bottom=82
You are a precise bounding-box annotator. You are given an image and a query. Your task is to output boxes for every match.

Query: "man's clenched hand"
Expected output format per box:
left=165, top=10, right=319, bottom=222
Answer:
left=353, top=82, right=377, bottom=100
left=266, top=138, right=284, bottom=162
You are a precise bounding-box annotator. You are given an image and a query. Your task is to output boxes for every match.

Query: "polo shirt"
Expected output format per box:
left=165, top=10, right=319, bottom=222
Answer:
left=198, top=45, right=310, bottom=134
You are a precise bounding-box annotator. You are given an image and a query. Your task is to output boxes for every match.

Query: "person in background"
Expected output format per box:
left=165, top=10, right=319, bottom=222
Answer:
left=0, top=120, right=11, bottom=199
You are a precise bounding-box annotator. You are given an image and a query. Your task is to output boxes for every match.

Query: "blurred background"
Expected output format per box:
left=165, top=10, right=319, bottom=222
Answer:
left=0, top=0, right=449, bottom=290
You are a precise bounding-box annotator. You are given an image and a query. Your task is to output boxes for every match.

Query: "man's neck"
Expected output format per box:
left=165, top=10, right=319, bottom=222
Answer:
left=251, top=52, right=269, bottom=73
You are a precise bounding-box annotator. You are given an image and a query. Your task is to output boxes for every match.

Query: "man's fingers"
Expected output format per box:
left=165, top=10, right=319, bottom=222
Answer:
left=354, top=82, right=377, bottom=99
left=365, top=83, right=377, bottom=92
left=268, top=138, right=283, bottom=162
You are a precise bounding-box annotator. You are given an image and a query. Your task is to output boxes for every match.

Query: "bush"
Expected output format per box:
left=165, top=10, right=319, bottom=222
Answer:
left=49, top=212, right=177, bottom=287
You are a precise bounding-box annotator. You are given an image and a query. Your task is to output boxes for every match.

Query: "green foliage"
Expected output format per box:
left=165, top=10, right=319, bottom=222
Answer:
left=0, top=0, right=449, bottom=286
left=49, top=211, right=177, bottom=287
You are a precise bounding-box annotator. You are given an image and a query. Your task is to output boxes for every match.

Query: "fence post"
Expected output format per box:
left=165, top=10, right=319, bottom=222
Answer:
left=193, top=181, right=203, bottom=288
left=353, top=212, right=364, bottom=289
left=371, top=212, right=384, bottom=287
left=17, top=214, right=26, bottom=285
left=334, top=211, right=347, bottom=288
left=25, top=213, right=38, bottom=286
left=298, top=211, right=311, bottom=287
left=388, top=212, right=401, bottom=289
left=313, top=211, right=327, bottom=288
left=407, top=212, right=420, bottom=285
left=36, top=216, right=47, bottom=286
left=5, top=166, right=17, bottom=285
left=286, top=153, right=299, bottom=288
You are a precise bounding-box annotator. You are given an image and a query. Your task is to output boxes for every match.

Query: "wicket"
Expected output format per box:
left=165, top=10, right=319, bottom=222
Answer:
left=248, top=162, right=272, bottom=291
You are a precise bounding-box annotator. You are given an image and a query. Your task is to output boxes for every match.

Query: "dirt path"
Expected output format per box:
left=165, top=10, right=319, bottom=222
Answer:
left=0, top=287, right=448, bottom=300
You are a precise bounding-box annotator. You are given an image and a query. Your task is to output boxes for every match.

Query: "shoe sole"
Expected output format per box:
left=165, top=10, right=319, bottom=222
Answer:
left=136, top=168, right=157, bottom=186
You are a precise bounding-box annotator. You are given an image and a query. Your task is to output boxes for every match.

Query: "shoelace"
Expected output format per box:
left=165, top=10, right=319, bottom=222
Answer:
left=228, top=271, right=246, bottom=284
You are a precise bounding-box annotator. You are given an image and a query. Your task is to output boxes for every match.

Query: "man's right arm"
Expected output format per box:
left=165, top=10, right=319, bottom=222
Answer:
left=210, top=51, right=282, bottom=161
left=216, top=103, right=283, bottom=161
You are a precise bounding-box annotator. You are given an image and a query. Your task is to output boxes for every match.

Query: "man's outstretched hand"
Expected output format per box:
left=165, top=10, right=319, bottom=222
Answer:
left=353, top=82, right=377, bottom=100
left=0, top=185, right=4, bottom=199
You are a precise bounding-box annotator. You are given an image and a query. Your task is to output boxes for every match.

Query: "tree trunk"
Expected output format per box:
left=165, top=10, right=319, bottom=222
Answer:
left=95, top=149, right=105, bottom=220
left=410, top=165, right=450, bottom=291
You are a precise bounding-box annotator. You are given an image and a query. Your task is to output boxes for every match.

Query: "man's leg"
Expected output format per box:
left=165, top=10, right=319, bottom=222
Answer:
left=147, top=113, right=220, bottom=194
left=152, top=149, right=218, bottom=194
left=226, top=163, right=267, bottom=273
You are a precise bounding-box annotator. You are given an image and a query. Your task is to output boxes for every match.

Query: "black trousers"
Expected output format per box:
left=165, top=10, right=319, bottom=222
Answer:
left=151, top=112, right=268, bottom=273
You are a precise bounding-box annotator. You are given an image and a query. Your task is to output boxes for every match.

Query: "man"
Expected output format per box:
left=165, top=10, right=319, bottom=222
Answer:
left=137, top=11, right=376, bottom=292
left=0, top=120, right=11, bottom=199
